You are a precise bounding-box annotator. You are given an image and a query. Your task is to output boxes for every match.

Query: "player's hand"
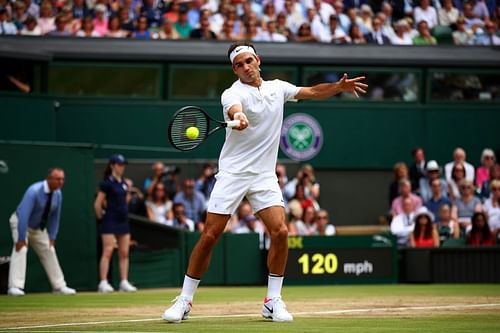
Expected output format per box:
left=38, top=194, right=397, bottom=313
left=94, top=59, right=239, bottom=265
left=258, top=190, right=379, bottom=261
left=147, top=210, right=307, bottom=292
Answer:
left=338, top=73, right=368, bottom=98
left=50, top=240, right=56, bottom=248
left=15, top=240, right=27, bottom=252
left=233, top=112, right=249, bottom=131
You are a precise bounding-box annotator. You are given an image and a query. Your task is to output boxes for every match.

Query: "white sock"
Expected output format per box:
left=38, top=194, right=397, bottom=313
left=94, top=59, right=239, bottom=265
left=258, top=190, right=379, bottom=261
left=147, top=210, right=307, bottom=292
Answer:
left=266, top=274, right=283, bottom=299
left=180, top=275, right=200, bottom=301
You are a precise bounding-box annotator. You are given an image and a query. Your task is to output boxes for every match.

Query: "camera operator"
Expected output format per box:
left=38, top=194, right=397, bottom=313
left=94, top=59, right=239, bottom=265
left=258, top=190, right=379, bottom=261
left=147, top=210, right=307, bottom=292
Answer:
left=143, top=162, right=180, bottom=201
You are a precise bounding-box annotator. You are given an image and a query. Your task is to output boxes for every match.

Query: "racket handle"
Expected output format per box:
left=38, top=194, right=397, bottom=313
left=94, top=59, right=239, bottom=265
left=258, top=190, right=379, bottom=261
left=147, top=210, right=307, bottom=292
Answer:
left=226, top=120, right=241, bottom=128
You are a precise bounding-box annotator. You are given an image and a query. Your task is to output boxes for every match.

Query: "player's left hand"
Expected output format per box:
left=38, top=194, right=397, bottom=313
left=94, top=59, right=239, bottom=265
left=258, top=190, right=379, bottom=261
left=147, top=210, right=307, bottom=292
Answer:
left=233, top=111, right=249, bottom=131
left=338, top=73, right=368, bottom=98
left=50, top=240, right=56, bottom=247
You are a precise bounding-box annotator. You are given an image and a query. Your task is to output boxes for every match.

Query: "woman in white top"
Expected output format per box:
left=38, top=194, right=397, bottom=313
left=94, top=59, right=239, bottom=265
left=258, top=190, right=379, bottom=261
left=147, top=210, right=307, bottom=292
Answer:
left=483, top=179, right=500, bottom=239
left=145, top=182, right=173, bottom=224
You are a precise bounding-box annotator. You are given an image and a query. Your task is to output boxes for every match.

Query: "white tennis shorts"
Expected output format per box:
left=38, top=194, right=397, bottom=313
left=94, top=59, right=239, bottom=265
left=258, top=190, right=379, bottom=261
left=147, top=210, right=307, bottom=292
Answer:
left=207, top=171, right=284, bottom=215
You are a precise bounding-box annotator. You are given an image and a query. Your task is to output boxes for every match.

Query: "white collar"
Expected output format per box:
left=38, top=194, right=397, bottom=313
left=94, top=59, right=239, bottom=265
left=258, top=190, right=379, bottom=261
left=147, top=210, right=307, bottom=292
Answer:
left=43, top=180, right=51, bottom=194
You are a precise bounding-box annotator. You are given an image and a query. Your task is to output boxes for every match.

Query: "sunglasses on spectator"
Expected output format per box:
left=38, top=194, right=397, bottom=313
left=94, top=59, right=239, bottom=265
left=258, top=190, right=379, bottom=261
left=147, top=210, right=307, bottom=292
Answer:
left=460, top=186, right=472, bottom=189
left=492, top=187, right=500, bottom=191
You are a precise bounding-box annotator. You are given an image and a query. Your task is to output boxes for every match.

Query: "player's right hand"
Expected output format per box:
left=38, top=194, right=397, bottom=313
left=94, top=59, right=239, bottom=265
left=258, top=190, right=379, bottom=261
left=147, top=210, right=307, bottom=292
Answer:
left=233, top=112, right=249, bottom=131
left=15, top=240, right=27, bottom=252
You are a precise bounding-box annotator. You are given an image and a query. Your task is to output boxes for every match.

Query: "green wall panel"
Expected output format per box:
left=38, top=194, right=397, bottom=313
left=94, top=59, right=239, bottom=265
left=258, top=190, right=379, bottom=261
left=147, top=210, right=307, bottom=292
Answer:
left=184, top=232, right=225, bottom=285
left=224, top=233, right=264, bottom=285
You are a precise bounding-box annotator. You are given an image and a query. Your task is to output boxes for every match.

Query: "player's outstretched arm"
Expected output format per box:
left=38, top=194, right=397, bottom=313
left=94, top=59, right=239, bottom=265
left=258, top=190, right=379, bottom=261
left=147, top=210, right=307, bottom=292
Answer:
left=295, top=73, right=368, bottom=100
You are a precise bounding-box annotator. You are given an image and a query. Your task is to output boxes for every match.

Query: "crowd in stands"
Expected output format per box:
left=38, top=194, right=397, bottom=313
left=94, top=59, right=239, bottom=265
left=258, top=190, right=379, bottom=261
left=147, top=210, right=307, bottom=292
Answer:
left=390, top=146, right=499, bottom=248
left=0, top=0, right=499, bottom=45
left=126, top=160, right=335, bottom=245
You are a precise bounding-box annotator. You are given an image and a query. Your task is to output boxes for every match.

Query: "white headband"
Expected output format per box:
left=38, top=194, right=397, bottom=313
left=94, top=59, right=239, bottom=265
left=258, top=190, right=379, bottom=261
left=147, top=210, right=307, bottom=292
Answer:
left=229, top=46, right=257, bottom=64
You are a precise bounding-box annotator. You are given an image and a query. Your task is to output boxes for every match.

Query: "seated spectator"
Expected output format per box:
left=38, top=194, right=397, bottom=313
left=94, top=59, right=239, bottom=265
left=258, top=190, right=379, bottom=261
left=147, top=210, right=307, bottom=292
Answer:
left=296, top=205, right=317, bottom=236
left=76, top=15, right=100, bottom=37
left=283, top=0, right=305, bottom=35
left=286, top=200, right=301, bottom=236
left=12, top=1, right=27, bottom=30
left=306, top=7, right=328, bottom=42
left=452, top=16, right=475, bottom=45
left=448, top=162, right=467, bottom=200
left=475, top=21, right=500, bottom=45
left=143, top=162, right=179, bottom=200
left=72, top=0, right=90, bottom=20
left=119, top=7, right=135, bottom=32
left=409, top=147, right=426, bottom=194
left=287, top=183, right=319, bottom=212
left=349, top=24, right=368, bottom=44
left=438, top=0, right=459, bottom=26
left=476, top=148, right=496, bottom=190
left=483, top=179, right=500, bottom=240
left=334, top=0, right=350, bottom=33
left=436, top=203, right=460, bottom=244
left=37, top=3, right=55, bottom=35
left=195, top=163, right=216, bottom=200
left=218, top=19, right=241, bottom=40
left=276, top=12, right=293, bottom=41
left=391, top=179, right=423, bottom=217
left=419, top=160, right=448, bottom=203
left=165, top=203, right=195, bottom=231
left=145, top=182, right=173, bottom=224
left=357, top=4, right=374, bottom=33
left=471, top=0, right=490, bottom=21
left=409, top=206, right=440, bottom=247
left=243, top=20, right=260, bottom=41
left=391, top=19, right=413, bottom=45
left=125, top=178, right=146, bottom=216
left=328, top=14, right=350, bottom=44
left=412, top=20, right=438, bottom=45
left=143, top=0, right=164, bottom=28
left=391, top=197, right=416, bottom=247
left=173, top=178, right=207, bottom=229
left=389, top=162, right=409, bottom=206
left=256, top=19, right=287, bottom=42
left=425, top=178, right=453, bottom=218
left=295, top=22, right=319, bottom=42
left=365, top=16, right=391, bottom=44
left=190, top=16, right=217, bottom=39
left=463, top=2, right=484, bottom=29
left=132, top=15, right=152, bottom=39
left=106, top=15, right=129, bottom=38
left=24, top=0, right=40, bottom=18
left=47, top=14, right=71, bottom=38
left=452, top=179, right=483, bottom=231
left=20, top=15, right=42, bottom=36
left=313, top=0, right=335, bottom=26
left=444, top=147, right=475, bottom=183
left=315, top=209, right=336, bottom=236
left=233, top=214, right=266, bottom=241
left=156, top=18, right=180, bottom=39
left=93, top=4, right=109, bottom=37
left=174, top=8, right=192, bottom=38
left=466, top=212, right=496, bottom=246
left=480, top=164, right=500, bottom=200
left=377, top=12, right=396, bottom=41
left=414, top=0, right=438, bottom=29
left=230, top=200, right=254, bottom=232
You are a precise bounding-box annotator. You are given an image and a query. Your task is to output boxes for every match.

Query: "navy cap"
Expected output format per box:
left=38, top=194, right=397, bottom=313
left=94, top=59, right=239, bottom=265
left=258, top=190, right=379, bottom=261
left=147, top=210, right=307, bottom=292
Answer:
left=109, top=154, right=127, bottom=165
left=0, top=7, right=7, bottom=14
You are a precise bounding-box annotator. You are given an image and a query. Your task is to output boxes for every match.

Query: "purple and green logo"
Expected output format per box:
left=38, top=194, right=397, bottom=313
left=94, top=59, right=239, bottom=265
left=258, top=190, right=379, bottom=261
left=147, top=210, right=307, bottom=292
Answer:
left=280, top=113, right=323, bottom=161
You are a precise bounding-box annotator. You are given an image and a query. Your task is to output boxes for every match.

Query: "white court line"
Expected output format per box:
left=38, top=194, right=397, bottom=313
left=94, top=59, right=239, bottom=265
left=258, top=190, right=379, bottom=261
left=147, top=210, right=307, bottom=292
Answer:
left=2, top=303, right=499, bottom=331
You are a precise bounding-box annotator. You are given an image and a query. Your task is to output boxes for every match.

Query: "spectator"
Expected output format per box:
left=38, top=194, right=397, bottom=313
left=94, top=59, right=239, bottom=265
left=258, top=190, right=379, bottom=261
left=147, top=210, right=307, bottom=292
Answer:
left=276, top=12, right=293, bottom=40
left=195, top=162, right=216, bottom=200
left=476, top=148, right=496, bottom=190
left=390, top=197, right=416, bottom=247
left=414, top=0, right=438, bottom=29
left=283, top=0, right=305, bottom=35
left=419, top=160, right=448, bottom=203
left=391, top=18, right=413, bottom=44
left=475, top=21, right=500, bottom=45
left=409, top=147, right=426, bottom=193
left=258, top=19, right=287, bottom=42
left=452, top=16, right=475, bottom=44
left=23, top=0, right=39, bottom=18
left=143, top=0, right=163, bottom=28
left=132, top=15, right=151, bottom=39
left=412, top=20, right=437, bottom=44
left=119, top=6, right=135, bottom=32
left=444, top=147, right=475, bottom=183
left=315, top=209, right=336, bottom=235
left=296, top=205, right=318, bottom=236
left=106, top=15, right=129, bottom=38
left=306, top=7, right=329, bottom=42
left=377, top=12, right=396, bottom=41
left=466, top=212, right=495, bottom=245
left=472, top=0, right=491, bottom=20
left=47, top=14, right=71, bottom=36
left=349, top=23, right=368, bottom=43
left=328, top=14, right=350, bottom=44
left=389, top=162, right=409, bottom=206
left=391, top=179, right=423, bottom=216
left=229, top=200, right=253, bottom=232
left=173, top=178, right=207, bottom=229
left=480, top=164, right=500, bottom=200
left=261, top=1, right=277, bottom=25
left=425, top=177, right=453, bottom=218
left=452, top=179, right=483, bottom=232
left=438, top=0, right=459, bottom=26
left=243, top=20, right=260, bottom=41
left=295, top=22, right=319, bottom=42
left=334, top=0, right=351, bottom=34
left=365, top=16, right=391, bottom=44
left=7, top=168, right=76, bottom=296
left=463, top=2, right=484, bottom=29
left=448, top=162, right=467, bottom=200
left=436, top=203, right=460, bottom=244
left=357, top=4, right=374, bottom=33
left=189, top=16, right=217, bottom=39
left=218, top=19, right=240, bottom=40
left=166, top=203, right=195, bottom=231
left=93, top=4, right=109, bottom=37
left=174, top=8, right=192, bottom=38
left=409, top=207, right=440, bottom=247
left=156, top=18, right=180, bottom=39
left=37, top=3, right=55, bottom=35
left=76, top=15, right=99, bottom=37
left=145, top=182, right=173, bottom=224
left=94, top=154, right=138, bottom=293
left=72, top=0, right=90, bottom=20
left=286, top=200, right=301, bottom=235
left=125, top=178, right=146, bottom=216
left=143, top=162, right=179, bottom=201
left=483, top=179, right=500, bottom=240
left=20, top=15, right=42, bottom=36
left=12, top=1, right=27, bottom=30
left=276, top=162, right=288, bottom=203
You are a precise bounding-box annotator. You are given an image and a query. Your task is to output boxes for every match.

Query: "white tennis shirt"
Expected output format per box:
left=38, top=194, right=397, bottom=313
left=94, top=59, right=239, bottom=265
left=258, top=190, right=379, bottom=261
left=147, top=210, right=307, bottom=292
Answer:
left=219, top=79, right=300, bottom=174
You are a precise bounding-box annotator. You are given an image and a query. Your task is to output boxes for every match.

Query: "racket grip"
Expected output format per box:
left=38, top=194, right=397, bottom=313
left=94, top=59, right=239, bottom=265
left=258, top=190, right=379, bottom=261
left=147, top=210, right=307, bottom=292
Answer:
left=226, top=120, right=241, bottom=128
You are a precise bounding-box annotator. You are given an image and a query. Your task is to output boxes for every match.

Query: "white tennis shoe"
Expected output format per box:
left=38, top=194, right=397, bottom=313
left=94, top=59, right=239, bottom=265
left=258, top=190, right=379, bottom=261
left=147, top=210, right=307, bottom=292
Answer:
left=119, top=280, right=137, bottom=292
left=7, top=287, right=25, bottom=296
left=53, top=286, right=76, bottom=295
left=162, top=296, right=192, bottom=323
left=262, top=296, right=293, bottom=322
left=98, top=280, right=114, bottom=293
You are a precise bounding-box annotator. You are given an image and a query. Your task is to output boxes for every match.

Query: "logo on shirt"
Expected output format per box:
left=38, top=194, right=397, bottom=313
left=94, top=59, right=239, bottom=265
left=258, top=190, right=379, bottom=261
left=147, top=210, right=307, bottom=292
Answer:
left=280, top=113, right=323, bottom=161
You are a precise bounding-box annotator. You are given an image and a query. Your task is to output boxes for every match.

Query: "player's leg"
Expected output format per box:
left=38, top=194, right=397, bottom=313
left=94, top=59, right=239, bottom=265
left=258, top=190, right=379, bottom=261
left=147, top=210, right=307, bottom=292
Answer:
left=116, top=233, right=137, bottom=292
left=7, top=213, right=28, bottom=296
left=98, top=234, right=116, bottom=292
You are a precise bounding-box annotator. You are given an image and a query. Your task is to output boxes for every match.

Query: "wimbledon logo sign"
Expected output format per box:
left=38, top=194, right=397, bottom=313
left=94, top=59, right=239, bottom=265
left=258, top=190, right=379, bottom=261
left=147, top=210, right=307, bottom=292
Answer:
left=280, top=113, right=323, bottom=161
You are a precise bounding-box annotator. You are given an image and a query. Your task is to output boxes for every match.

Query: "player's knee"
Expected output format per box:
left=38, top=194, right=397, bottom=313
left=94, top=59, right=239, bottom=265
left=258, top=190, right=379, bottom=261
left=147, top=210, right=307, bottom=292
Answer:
left=270, top=224, right=288, bottom=241
left=200, top=230, right=221, bottom=249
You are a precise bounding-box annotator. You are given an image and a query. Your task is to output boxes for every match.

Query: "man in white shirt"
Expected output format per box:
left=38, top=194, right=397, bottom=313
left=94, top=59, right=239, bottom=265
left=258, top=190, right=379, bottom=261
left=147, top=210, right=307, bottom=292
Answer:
left=390, top=197, right=416, bottom=247
left=0, top=7, right=18, bottom=35
left=162, top=42, right=367, bottom=324
left=444, top=147, right=475, bottom=183
left=414, top=0, right=438, bottom=29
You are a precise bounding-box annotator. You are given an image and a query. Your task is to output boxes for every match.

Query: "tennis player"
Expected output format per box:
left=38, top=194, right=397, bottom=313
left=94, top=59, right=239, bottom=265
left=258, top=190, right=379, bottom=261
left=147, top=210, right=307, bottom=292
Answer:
left=163, top=42, right=367, bottom=323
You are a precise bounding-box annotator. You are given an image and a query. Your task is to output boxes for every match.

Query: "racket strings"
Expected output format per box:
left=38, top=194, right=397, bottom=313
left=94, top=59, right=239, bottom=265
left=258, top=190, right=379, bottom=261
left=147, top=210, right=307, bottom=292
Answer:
left=170, top=108, right=209, bottom=150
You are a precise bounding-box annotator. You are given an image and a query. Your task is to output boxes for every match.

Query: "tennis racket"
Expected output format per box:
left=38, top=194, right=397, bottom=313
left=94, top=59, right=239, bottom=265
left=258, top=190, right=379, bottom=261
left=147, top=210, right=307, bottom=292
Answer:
left=168, top=105, right=240, bottom=151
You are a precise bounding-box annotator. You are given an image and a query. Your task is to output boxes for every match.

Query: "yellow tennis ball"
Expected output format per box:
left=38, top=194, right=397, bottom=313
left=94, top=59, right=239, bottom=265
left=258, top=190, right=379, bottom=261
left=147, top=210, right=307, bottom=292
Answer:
left=185, top=126, right=199, bottom=140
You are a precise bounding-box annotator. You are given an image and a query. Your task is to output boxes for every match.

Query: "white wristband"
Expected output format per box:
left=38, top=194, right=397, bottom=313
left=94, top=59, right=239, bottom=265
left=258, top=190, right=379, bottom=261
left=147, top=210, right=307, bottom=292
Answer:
left=233, top=111, right=244, bottom=119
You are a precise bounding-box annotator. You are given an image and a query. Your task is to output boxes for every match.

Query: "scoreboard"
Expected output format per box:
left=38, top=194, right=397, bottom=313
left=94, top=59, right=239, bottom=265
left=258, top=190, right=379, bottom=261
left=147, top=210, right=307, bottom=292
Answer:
left=285, top=235, right=398, bottom=284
